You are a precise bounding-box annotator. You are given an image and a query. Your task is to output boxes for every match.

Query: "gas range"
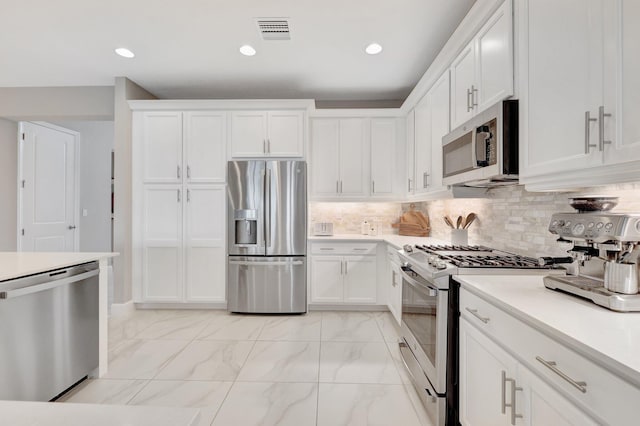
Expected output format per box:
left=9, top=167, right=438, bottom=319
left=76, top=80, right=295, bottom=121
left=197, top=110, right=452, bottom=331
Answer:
left=398, top=244, right=561, bottom=286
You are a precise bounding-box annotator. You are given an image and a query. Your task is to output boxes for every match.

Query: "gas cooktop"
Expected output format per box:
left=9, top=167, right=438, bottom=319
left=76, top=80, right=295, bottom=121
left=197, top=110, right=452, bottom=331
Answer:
left=414, top=245, right=545, bottom=269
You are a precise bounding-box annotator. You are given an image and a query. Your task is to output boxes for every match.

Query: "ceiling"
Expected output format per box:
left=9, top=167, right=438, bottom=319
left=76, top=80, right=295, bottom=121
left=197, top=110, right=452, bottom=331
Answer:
left=1, top=0, right=476, bottom=102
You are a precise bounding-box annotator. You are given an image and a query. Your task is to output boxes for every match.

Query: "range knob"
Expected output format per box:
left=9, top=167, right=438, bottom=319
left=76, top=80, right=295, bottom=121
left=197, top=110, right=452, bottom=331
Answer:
left=572, top=223, right=585, bottom=236
left=435, top=260, right=447, bottom=270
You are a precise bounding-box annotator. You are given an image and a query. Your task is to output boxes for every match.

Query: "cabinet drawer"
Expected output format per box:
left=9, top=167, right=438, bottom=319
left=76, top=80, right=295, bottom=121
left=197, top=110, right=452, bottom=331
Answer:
left=460, top=286, right=640, bottom=424
left=311, top=242, right=377, bottom=255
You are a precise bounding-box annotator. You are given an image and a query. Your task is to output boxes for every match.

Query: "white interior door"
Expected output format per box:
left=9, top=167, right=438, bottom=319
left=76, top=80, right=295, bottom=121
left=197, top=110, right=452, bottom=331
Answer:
left=20, top=122, right=78, bottom=252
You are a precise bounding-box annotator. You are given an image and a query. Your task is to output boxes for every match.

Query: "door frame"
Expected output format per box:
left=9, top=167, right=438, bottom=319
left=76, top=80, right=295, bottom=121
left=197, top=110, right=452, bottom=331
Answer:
left=17, top=121, right=81, bottom=251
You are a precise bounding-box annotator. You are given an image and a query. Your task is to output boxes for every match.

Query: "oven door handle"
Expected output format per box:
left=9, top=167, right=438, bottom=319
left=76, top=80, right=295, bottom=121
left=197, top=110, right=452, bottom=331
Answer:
left=400, top=267, right=438, bottom=297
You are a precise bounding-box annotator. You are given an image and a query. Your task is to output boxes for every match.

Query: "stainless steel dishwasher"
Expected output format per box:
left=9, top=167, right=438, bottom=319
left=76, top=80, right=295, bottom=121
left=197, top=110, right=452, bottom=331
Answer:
left=0, top=261, right=99, bottom=401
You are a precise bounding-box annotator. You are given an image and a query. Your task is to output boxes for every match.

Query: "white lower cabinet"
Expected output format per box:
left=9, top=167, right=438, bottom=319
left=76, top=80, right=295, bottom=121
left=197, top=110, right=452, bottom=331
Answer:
left=139, top=185, right=226, bottom=303
left=386, top=245, right=402, bottom=325
left=459, top=286, right=637, bottom=425
left=310, top=243, right=377, bottom=305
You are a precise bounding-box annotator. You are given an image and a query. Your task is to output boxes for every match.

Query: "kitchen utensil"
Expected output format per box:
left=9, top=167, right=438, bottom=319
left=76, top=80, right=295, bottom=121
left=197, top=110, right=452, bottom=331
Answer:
left=456, top=216, right=463, bottom=229
left=399, top=223, right=429, bottom=237
left=568, top=196, right=618, bottom=212
left=463, top=213, right=477, bottom=229
left=451, top=229, right=468, bottom=245
left=444, top=217, right=455, bottom=228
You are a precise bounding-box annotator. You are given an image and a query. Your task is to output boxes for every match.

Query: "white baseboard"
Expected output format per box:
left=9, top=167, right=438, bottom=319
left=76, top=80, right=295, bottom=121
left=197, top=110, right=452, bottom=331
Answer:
left=109, top=300, right=135, bottom=318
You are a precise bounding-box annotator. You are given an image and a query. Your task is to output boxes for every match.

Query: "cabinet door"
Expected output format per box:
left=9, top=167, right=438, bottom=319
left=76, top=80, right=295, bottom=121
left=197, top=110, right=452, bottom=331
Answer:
left=603, top=0, right=640, bottom=165
left=310, top=256, right=344, bottom=303
left=460, top=318, right=519, bottom=426
left=518, top=365, right=599, bottom=426
left=339, top=119, right=368, bottom=196
left=267, top=111, right=304, bottom=157
left=184, top=185, right=226, bottom=302
left=310, top=119, right=340, bottom=196
left=370, top=118, right=396, bottom=196
left=475, top=0, right=513, bottom=112
left=142, top=112, right=182, bottom=183
left=428, top=71, right=450, bottom=192
left=406, top=110, right=416, bottom=195
left=450, top=42, right=476, bottom=129
left=142, top=186, right=183, bottom=301
left=184, top=112, right=226, bottom=183
left=414, top=95, right=432, bottom=194
left=343, top=256, right=377, bottom=304
left=520, top=0, right=604, bottom=178
left=230, top=111, right=267, bottom=157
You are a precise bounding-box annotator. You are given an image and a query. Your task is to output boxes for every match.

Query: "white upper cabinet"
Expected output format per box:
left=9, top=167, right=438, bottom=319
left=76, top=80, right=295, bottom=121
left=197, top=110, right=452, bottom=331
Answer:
left=310, top=118, right=368, bottom=198
left=141, top=111, right=226, bottom=184
left=450, top=0, right=513, bottom=130
left=184, top=112, right=226, bottom=183
left=230, top=110, right=304, bottom=158
left=370, top=118, right=397, bottom=196
left=142, top=112, right=183, bottom=183
left=337, top=119, right=368, bottom=196
left=413, top=71, right=450, bottom=195
left=519, top=0, right=640, bottom=189
left=405, top=110, right=416, bottom=195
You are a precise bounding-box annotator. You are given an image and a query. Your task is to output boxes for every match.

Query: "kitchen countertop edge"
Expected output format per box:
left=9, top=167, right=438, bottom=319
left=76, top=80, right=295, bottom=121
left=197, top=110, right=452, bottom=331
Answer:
left=456, top=275, right=640, bottom=388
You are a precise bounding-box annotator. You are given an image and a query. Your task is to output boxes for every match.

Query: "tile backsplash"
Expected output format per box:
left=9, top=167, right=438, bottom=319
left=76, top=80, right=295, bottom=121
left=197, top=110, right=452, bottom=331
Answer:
left=404, top=182, right=640, bottom=258
left=309, top=202, right=402, bottom=235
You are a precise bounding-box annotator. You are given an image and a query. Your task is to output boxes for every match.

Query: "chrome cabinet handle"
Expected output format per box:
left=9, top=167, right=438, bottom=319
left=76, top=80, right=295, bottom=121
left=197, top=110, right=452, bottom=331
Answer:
left=467, top=88, right=472, bottom=112
left=536, top=356, right=587, bottom=393
left=177, top=189, right=181, bottom=202
left=465, top=307, right=490, bottom=323
left=187, top=165, right=191, bottom=179
left=502, top=371, right=523, bottom=425
left=267, top=139, right=271, bottom=154
left=471, top=85, right=478, bottom=108
left=187, top=189, right=191, bottom=203
left=584, top=111, right=597, bottom=153
left=336, top=180, right=339, bottom=194
left=408, top=178, right=412, bottom=192
left=177, top=165, right=181, bottom=179
left=344, top=260, right=348, bottom=274
left=352, top=248, right=368, bottom=251
left=598, top=106, right=612, bottom=151
left=263, top=139, right=267, bottom=154
left=372, top=181, right=375, bottom=194
left=319, top=247, right=335, bottom=251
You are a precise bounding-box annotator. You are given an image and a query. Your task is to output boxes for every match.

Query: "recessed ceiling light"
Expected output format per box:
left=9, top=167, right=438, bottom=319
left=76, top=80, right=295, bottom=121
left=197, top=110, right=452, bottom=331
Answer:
left=239, top=45, right=257, bottom=56
left=365, top=43, right=383, bottom=55
left=114, top=48, right=135, bottom=58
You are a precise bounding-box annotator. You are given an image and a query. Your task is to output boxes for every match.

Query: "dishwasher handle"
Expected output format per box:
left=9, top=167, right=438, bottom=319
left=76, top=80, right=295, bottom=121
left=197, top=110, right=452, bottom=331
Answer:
left=0, top=269, right=99, bottom=299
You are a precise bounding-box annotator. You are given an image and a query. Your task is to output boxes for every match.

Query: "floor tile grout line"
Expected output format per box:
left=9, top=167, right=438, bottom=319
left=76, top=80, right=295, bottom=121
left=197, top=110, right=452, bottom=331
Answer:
left=315, top=311, right=324, bottom=426
left=123, top=378, right=153, bottom=406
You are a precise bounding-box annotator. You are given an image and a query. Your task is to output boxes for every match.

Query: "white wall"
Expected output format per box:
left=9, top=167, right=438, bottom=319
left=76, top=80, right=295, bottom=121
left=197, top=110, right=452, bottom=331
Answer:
left=0, top=117, right=18, bottom=251
left=0, top=86, right=114, bottom=121
left=52, top=121, right=114, bottom=252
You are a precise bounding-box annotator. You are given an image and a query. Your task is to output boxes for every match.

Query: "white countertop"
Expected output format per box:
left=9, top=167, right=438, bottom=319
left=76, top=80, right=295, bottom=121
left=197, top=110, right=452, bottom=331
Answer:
left=0, top=252, right=118, bottom=281
left=308, top=234, right=448, bottom=249
left=456, top=275, right=640, bottom=385
left=0, top=401, right=199, bottom=426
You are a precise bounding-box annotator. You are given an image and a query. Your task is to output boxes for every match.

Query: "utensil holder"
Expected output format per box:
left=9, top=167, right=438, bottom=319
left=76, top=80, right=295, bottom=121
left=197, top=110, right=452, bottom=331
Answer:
left=451, top=229, right=468, bottom=246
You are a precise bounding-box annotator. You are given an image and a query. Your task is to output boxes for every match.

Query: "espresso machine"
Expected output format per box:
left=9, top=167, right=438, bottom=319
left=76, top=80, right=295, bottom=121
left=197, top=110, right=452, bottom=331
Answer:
left=541, top=197, right=640, bottom=312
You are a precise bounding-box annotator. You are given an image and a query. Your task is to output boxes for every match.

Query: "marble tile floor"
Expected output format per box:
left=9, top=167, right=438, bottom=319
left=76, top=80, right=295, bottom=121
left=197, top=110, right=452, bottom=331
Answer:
left=60, top=309, right=433, bottom=426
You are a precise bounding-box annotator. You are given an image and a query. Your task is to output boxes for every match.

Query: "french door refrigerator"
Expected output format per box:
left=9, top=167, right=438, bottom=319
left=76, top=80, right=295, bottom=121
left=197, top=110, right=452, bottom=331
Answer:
left=227, top=160, right=307, bottom=313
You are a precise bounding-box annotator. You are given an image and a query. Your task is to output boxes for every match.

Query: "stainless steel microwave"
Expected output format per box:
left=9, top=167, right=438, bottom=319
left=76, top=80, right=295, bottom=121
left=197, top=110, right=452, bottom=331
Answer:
left=442, top=100, right=518, bottom=188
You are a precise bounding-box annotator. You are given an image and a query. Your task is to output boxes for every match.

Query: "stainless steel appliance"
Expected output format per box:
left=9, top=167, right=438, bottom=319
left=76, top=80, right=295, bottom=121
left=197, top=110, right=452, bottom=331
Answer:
left=542, top=208, right=640, bottom=312
left=0, top=262, right=99, bottom=401
left=397, top=244, right=562, bottom=425
left=227, top=160, right=307, bottom=313
left=442, top=100, right=519, bottom=188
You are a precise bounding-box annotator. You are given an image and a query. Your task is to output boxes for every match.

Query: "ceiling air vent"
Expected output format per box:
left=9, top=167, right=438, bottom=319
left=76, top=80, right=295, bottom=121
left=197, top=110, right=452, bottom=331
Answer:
left=256, top=19, right=291, bottom=40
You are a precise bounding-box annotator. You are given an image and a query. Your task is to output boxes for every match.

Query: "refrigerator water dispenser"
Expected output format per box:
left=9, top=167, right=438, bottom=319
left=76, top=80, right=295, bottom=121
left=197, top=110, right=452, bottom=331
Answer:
left=234, top=210, right=258, bottom=245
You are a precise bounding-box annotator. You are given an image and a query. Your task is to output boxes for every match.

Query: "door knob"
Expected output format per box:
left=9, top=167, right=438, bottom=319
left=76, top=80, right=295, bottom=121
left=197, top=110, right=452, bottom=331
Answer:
left=68, top=225, right=76, bottom=230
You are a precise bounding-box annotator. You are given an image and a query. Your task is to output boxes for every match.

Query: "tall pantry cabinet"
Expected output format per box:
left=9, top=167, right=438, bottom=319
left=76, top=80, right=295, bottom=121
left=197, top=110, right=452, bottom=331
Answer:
left=132, top=111, right=227, bottom=304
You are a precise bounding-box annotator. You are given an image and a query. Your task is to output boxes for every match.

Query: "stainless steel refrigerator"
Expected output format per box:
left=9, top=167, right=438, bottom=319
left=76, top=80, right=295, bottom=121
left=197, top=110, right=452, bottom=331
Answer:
left=227, top=160, right=307, bottom=313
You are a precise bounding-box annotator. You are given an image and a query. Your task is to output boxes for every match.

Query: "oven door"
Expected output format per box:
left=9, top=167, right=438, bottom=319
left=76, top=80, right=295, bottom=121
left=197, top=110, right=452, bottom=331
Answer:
left=400, top=266, right=449, bottom=394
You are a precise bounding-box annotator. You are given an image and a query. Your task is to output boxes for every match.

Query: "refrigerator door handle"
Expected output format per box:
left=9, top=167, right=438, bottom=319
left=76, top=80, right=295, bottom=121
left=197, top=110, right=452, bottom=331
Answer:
left=265, top=168, right=272, bottom=248
left=228, top=259, right=304, bottom=266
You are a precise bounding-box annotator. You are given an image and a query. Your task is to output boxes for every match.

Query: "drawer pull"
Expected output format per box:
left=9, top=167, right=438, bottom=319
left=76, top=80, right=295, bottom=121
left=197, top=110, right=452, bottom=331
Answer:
left=352, top=248, right=369, bottom=251
left=536, top=356, right=587, bottom=394
left=319, top=248, right=334, bottom=251
left=465, top=307, right=490, bottom=324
